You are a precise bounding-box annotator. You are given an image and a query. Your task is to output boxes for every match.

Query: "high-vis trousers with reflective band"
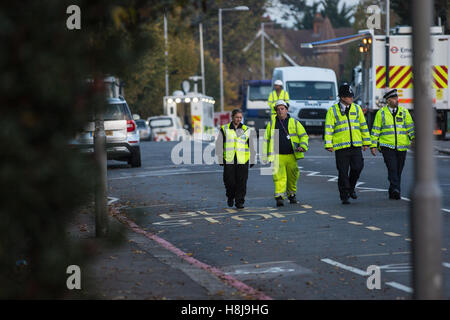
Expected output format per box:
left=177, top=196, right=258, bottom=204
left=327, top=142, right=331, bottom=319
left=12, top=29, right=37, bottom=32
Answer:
left=272, top=154, right=299, bottom=199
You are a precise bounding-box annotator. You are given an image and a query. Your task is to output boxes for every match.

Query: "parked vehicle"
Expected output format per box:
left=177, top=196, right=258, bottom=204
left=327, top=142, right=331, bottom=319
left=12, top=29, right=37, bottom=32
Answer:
left=163, top=93, right=215, bottom=141
left=147, top=115, right=190, bottom=141
left=71, top=97, right=141, bottom=167
left=303, top=25, right=450, bottom=139
left=272, top=66, right=338, bottom=135
left=135, top=119, right=151, bottom=141
left=239, top=79, right=272, bottom=133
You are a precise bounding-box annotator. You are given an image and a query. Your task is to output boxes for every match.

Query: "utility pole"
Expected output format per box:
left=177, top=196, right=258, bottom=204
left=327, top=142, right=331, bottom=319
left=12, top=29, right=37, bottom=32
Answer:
left=261, top=22, right=265, bottom=79
left=199, top=23, right=206, bottom=95
left=219, top=6, right=249, bottom=112
left=94, top=79, right=108, bottom=237
left=411, top=0, right=443, bottom=299
left=219, top=8, right=224, bottom=112
left=385, top=0, right=390, bottom=88
left=164, top=13, right=169, bottom=97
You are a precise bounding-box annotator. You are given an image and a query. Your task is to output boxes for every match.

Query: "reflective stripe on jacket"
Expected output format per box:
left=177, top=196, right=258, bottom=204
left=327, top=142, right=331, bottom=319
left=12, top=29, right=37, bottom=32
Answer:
left=324, top=103, right=371, bottom=151
left=268, top=90, right=290, bottom=114
left=221, top=123, right=250, bottom=164
left=370, top=106, right=415, bottom=151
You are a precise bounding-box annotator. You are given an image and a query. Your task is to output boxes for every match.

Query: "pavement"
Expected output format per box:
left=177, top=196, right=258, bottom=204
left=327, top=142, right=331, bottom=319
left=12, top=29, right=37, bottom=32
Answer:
left=67, top=204, right=250, bottom=300
left=66, top=136, right=450, bottom=300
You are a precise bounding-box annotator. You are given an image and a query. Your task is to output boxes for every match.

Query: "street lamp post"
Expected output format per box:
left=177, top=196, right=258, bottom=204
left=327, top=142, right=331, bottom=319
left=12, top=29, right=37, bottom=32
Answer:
left=219, top=6, right=249, bottom=112
left=411, top=0, right=443, bottom=299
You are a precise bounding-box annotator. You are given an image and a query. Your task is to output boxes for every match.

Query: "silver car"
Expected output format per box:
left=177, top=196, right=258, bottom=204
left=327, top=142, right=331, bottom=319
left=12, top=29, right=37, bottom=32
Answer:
left=71, top=97, right=141, bottom=167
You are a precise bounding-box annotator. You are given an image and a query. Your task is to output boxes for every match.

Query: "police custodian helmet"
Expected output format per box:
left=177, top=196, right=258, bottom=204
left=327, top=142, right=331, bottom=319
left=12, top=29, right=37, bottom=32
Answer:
left=338, top=83, right=354, bottom=98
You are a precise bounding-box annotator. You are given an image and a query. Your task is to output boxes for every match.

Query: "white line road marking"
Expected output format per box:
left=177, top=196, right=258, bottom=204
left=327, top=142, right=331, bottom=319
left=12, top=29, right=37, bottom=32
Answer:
left=321, top=258, right=368, bottom=276
left=366, top=226, right=382, bottom=231
left=331, top=215, right=346, bottom=220
left=385, top=282, right=413, bottom=293
left=315, top=210, right=329, bottom=215
left=204, top=217, right=220, bottom=224
left=107, top=197, right=119, bottom=205
left=384, top=232, right=402, bottom=237
left=348, top=221, right=364, bottom=225
left=271, top=212, right=285, bottom=218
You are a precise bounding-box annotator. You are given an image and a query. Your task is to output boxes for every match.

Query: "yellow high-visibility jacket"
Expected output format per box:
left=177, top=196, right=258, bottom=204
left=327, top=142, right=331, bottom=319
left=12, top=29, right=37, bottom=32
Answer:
left=370, top=106, right=415, bottom=151
left=268, top=90, right=290, bottom=114
left=324, top=103, right=371, bottom=151
left=221, top=123, right=250, bottom=164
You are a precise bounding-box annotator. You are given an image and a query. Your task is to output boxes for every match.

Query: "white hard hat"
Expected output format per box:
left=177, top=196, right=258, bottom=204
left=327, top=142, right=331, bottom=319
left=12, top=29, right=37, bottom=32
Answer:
left=275, top=100, right=287, bottom=108
left=274, top=80, right=283, bottom=86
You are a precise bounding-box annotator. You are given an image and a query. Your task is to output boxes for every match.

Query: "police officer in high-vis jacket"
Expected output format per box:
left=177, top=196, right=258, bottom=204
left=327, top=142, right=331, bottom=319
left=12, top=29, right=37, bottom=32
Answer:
left=263, top=100, right=308, bottom=207
left=216, top=109, right=256, bottom=209
left=370, top=88, right=415, bottom=200
left=324, top=83, right=371, bottom=204
left=268, top=80, right=290, bottom=115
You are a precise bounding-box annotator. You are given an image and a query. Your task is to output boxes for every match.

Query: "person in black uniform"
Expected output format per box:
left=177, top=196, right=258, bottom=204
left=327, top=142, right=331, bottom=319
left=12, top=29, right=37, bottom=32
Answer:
left=216, top=109, right=256, bottom=209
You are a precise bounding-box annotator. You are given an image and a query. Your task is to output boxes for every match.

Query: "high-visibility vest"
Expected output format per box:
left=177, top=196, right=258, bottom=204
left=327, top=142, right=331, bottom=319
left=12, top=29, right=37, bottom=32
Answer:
left=324, top=103, right=371, bottom=151
left=370, top=106, right=415, bottom=151
left=262, top=116, right=309, bottom=162
left=221, top=123, right=250, bottom=164
left=268, top=90, right=290, bottom=114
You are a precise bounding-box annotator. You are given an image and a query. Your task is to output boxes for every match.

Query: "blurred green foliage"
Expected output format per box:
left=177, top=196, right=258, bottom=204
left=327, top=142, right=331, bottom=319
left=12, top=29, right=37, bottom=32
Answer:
left=0, top=0, right=200, bottom=299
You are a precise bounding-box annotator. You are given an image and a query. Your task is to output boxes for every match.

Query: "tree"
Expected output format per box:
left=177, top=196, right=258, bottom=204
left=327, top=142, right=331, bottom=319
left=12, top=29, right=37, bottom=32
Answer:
left=391, top=0, right=449, bottom=33
left=320, top=0, right=354, bottom=28
left=280, top=0, right=354, bottom=29
left=0, top=0, right=201, bottom=299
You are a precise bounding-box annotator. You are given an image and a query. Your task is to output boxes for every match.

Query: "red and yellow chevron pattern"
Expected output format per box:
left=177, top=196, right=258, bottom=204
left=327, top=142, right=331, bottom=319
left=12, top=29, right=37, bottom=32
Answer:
left=375, top=65, right=448, bottom=89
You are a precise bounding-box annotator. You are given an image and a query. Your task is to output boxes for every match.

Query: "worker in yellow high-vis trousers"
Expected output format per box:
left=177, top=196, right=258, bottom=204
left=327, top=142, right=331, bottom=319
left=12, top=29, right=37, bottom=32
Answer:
left=267, top=80, right=290, bottom=115
left=370, top=88, right=415, bottom=200
left=262, top=100, right=308, bottom=207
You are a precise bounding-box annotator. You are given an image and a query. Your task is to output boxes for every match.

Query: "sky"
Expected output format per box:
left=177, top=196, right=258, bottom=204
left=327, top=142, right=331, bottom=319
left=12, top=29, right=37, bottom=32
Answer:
left=265, top=0, right=361, bottom=28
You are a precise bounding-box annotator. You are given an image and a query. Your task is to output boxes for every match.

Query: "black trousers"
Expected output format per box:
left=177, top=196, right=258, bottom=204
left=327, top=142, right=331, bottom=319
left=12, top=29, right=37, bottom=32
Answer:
left=380, top=147, right=407, bottom=194
left=223, top=162, right=249, bottom=205
left=335, top=147, right=364, bottom=200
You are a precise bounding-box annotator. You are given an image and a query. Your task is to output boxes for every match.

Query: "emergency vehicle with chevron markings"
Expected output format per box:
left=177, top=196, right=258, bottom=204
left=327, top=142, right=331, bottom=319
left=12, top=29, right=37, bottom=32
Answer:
left=301, top=26, right=449, bottom=139
left=371, top=26, right=449, bottom=139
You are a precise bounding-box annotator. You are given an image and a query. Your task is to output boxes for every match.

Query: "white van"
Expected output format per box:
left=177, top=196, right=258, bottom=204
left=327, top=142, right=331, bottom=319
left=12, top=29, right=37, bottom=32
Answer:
left=272, top=66, right=338, bottom=134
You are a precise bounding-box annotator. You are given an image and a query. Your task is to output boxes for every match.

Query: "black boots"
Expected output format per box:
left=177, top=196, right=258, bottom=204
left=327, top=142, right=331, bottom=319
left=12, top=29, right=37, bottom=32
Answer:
left=288, top=195, right=298, bottom=204
left=276, top=196, right=284, bottom=207
left=389, top=189, right=401, bottom=200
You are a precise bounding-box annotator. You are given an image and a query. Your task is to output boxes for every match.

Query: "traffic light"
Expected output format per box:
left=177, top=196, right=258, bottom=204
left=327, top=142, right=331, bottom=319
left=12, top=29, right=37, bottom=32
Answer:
left=360, top=37, right=372, bottom=53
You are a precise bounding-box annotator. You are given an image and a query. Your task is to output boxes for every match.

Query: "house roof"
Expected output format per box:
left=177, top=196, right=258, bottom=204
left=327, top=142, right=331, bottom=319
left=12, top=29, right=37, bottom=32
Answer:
left=264, top=19, right=354, bottom=64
